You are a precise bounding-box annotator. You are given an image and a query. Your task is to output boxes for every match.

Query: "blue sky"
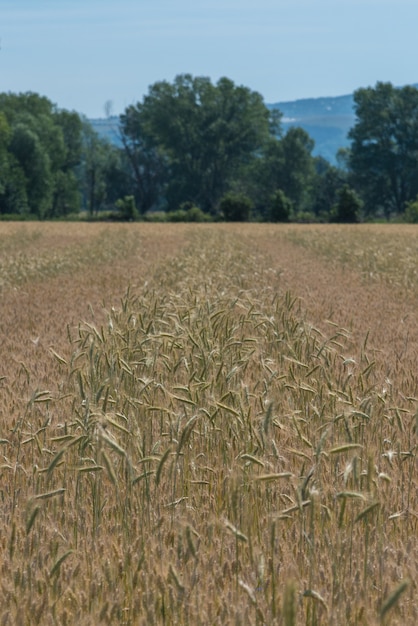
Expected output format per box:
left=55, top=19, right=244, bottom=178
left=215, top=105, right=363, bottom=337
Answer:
left=1, top=0, right=417, bottom=118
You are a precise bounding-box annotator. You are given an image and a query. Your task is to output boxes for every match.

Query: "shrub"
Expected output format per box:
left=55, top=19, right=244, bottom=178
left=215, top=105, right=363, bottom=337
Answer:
left=404, top=197, right=418, bottom=223
left=268, top=189, right=292, bottom=222
left=114, top=195, right=139, bottom=221
left=184, top=205, right=211, bottom=222
left=144, top=211, right=168, bottom=222
left=331, top=185, right=362, bottom=223
left=293, top=211, right=319, bottom=223
left=167, top=209, right=188, bottom=222
left=166, top=203, right=212, bottom=222
left=219, top=192, right=253, bottom=222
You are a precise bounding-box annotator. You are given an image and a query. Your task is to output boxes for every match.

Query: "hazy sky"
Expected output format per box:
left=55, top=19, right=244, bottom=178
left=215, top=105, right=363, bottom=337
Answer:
left=1, top=0, right=417, bottom=118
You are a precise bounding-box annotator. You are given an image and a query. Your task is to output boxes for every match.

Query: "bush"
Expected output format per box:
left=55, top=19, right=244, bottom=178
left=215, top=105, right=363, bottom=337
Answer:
left=167, top=209, right=188, bottom=222
left=114, top=195, right=139, bottom=221
left=0, top=213, right=36, bottom=221
left=166, top=204, right=212, bottom=222
left=144, top=211, right=168, bottom=223
left=183, top=205, right=211, bottom=222
left=330, top=185, right=362, bottom=223
left=219, top=192, right=253, bottom=222
left=268, top=189, right=292, bottom=222
left=293, top=211, right=319, bottom=223
left=404, top=197, right=418, bottom=223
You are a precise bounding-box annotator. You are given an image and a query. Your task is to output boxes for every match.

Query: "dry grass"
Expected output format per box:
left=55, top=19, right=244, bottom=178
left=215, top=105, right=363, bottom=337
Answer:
left=0, top=223, right=417, bottom=625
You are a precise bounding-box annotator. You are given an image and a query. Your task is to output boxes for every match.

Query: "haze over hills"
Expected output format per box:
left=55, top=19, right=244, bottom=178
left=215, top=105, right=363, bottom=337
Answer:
left=267, top=93, right=355, bottom=163
left=89, top=85, right=418, bottom=165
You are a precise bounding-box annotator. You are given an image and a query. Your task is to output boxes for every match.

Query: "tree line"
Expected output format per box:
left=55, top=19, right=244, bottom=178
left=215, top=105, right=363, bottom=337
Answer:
left=2, top=77, right=418, bottom=222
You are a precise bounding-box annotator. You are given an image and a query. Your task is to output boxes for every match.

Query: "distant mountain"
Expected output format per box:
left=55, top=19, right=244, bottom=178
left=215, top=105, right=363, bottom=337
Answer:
left=89, top=116, right=122, bottom=146
left=268, top=93, right=355, bottom=164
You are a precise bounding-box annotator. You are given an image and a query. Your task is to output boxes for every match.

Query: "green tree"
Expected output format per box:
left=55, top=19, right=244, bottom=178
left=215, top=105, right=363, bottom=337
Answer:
left=0, top=92, right=84, bottom=217
left=280, top=127, right=315, bottom=210
left=268, top=189, right=292, bottom=222
left=0, top=157, right=29, bottom=216
left=219, top=192, right=252, bottom=222
left=120, top=104, right=168, bottom=214
left=122, top=74, right=272, bottom=214
left=50, top=110, right=83, bottom=216
left=9, top=123, right=53, bottom=217
left=244, top=127, right=315, bottom=218
left=81, top=122, right=110, bottom=216
left=348, top=82, right=418, bottom=218
left=115, top=195, right=138, bottom=221
left=0, top=113, right=11, bottom=197
left=404, top=196, right=418, bottom=223
left=310, top=158, right=347, bottom=220
left=331, top=184, right=362, bottom=223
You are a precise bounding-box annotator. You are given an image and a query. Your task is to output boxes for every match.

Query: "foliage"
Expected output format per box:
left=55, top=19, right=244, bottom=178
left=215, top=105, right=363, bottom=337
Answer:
left=0, top=86, right=349, bottom=222
left=114, top=195, right=138, bottom=221
left=79, top=121, right=127, bottom=217
left=404, top=196, right=418, bottom=223
left=219, top=191, right=253, bottom=221
left=7, top=80, right=418, bottom=222
left=244, top=128, right=315, bottom=218
left=268, top=189, right=292, bottom=222
left=183, top=205, right=211, bottom=222
left=119, top=104, right=168, bottom=214
left=143, top=210, right=168, bottom=222
left=279, top=127, right=315, bottom=209
left=330, top=184, right=362, bottom=223
left=0, top=92, right=84, bottom=217
left=167, top=202, right=212, bottom=222
left=121, top=74, right=273, bottom=213
left=310, top=158, right=348, bottom=220
left=348, top=82, right=418, bottom=217
left=0, top=113, right=11, bottom=194
left=0, top=92, right=127, bottom=220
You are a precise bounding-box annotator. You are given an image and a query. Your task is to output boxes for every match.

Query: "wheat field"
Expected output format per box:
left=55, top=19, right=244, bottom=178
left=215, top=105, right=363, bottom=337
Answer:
left=1, top=222, right=418, bottom=625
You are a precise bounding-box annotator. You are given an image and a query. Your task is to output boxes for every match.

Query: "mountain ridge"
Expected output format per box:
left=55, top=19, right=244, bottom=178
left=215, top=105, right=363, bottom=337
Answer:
left=267, top=93, right=355, bottom=163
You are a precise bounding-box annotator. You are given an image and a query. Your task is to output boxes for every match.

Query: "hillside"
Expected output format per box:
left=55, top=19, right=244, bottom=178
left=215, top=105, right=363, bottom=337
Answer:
left=89, top=116, right=122, bottom=146
left=268, top=93, right=355, bottom=163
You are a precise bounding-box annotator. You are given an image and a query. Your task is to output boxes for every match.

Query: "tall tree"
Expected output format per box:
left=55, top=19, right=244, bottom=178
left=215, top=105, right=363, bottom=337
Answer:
left=279, top=127, right=315, bottom=209
left=0, top=113, right=11, bottom=197
left=80, top=122, right=111, bottom=216
left=0, top=113, right=29, bottom=215
left=243, top=127, right=315, bottom=217
left=121, top=74, right=273, bottom=213
left=310, top=157, right=347, bottom=220
left=120, top=105, right=167, bottom=214
left=50, top=110, right=83, bottom=216
left=348, top=82, right=418, bottom=217
left=9, top=123, right=53, bottom=217
left=0, top=92, right=84, bottom=217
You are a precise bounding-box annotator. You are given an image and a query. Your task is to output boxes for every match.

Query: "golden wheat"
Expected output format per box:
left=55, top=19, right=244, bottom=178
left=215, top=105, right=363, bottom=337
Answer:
left=0, top=223, right=416, bottom=625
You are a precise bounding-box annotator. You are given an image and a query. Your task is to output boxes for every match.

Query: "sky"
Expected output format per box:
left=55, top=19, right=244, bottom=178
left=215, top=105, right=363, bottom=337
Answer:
left=1, top=0, right=418, bottom=118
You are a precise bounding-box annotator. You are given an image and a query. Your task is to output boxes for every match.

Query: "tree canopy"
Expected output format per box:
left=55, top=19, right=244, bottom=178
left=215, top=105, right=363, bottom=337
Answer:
left=0, top=92, right=125, bottom=219
left=4, top=79, right=418, bottom=222
left=348, top=82, right=418, bottom=217
left=0, top=92, right=83, bottom=217
left=121, top=74, right=274, bottom=213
